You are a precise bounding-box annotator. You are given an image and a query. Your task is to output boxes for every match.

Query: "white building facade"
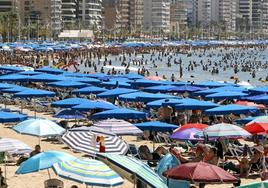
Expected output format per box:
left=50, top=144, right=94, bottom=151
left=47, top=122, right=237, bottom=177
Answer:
left=143, top=0, right=170, bottom=34
left=79, top=0, right=102, bottom=27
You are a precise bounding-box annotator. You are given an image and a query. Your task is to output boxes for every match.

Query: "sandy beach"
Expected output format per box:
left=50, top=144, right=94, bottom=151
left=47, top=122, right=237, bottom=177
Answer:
left=0, top=102, right=261, bottom=188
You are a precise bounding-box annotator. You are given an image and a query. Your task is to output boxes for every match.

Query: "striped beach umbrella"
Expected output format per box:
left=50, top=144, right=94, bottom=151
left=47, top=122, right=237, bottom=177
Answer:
left=98, top=153, right=168, bottom=188
left=203, top=123, right=251, bottom=138
left=53, top=158, right=124, bottom=187
left=62, top=127, right=128, bottom=157
left=93, top=119, right=143, bottom=136
left=0, top=138, right=32, bottom=154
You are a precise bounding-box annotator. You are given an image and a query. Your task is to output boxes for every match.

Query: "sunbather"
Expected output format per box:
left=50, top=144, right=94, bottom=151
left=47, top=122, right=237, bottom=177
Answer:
left=203, top=147, right=219, bottom=165
left=138, top=145, right=168, bottom=160
left=224, top=145, right=264, bottom=178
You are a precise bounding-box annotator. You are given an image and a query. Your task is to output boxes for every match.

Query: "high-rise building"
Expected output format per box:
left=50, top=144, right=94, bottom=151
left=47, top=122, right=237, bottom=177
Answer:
left=78, top=0, right=102, bottom=27
left=170, top=0, right=188, bottom=33
left=61, top=0, right=102, bottom=29
left=19, top=0, right=62, bottom=32
left=193, top=0, right=237, bottom=32
left=102, top=0, right=117, bottom=30
left=116, top=0, right=130, bottom=31
left=238, top=0, right=268, bottom=32
left=129, top=0, right=144, bottom=33
left=0, top=0, right=17, bottom=12
left=103, top=0, right=143, bottom=33
left=143, top=0, right=170, bottom=33
left=193, top=0, right=219, bottom=26
left=219, top=0, right=237, bottom=32
left=61, top=0, right=78, bottom=25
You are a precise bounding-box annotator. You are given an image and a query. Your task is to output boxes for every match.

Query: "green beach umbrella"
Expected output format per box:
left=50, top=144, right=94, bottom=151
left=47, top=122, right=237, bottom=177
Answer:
left=237, top=182, right=268, bottom=188
left=53, top=158, right=124, bottom=187
left=98, top=153, right=168, bottom=188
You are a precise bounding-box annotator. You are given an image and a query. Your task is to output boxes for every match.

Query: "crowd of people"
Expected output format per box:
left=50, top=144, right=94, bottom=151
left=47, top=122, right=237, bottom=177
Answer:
left=1, top=43, right=268, bottom=85
left=1, top=42, right=268, bottom=188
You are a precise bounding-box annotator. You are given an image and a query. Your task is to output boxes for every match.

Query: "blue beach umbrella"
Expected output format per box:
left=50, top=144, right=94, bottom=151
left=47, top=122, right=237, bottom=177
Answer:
left=136, top=93, right=176, bottom=103
left=64, top=76, right=100, bottom=85
left=13, top=119, right=65, bottom=137
left=125, top=73, right=144, bottom=80
left=162, top=98, right=198, bottom=107
left=146, top=98, right=182, bottom=108
left=29, top=73, right=63, bottom=82
left=1, top=86, right=29, bottom=93
left=168, top=85, right=204, bottom=93
left=251, top=95, right=268, bottom=104
left=175, top=100, right=219, bottom=110
left=87, top=73, right=107, bottom=79
left=242, top=94, right=266, bottom=101
left=0, top=74, right=30, bottom=82
left=92, top=108, right=148, bottom=120
left=0, top=66, right=24, bottom=73
left=73, top=86, right=108, bottom=95
left=194, top=86, right=246, bottom=96
left=134, top=121, right=178, bottom=132
left=249, top=87, right=268, bottom=94
left=143, top=85, right=175, bottom=93
left=18, top=71, right=42, bottom=76
left=77, top=77, right=101, bottom=85
left=14, top=89, right=55, bottom=117
left=36, top=67, right=64, bottom=74
left=72, top=100, right=118, bottom=111
left=0, top=83, right=15, bottom=89
left=0, top=111, right=27, bottom=123
left=16, top=151, right=76, bottom=174
left=205, top=104, right=258, bottom=115
left=197, top=81, right=230, bottom=88
left=47, top=81, right=88, bottom=88
left=14, top=89, right=55, bottom=98
left=52, top=98, right=91, bottom=108
left=101, top=81, right=131, bottom=88
left=54, top=109, right=86, bottom=119
left=97, top=88, right=138, bottom=98
left=131, top=79, right=168, bottom=88
left=118, top=92, right=151, bottom=102
left=52, top=158, right=124, bottom=187
left=205, top=91, right=248, bottom=100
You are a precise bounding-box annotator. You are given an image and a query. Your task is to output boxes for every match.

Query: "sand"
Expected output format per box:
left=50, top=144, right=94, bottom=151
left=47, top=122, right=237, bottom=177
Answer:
left=0, top=103, right=261, bottom=188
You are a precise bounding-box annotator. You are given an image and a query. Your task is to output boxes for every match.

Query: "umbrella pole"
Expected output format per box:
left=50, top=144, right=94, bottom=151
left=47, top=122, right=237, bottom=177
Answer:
left=21, top=101, right=23, bottom=113
left=153, top=132, right=155, bottom=151
left=4, top=159, right=7, bottom=179
left=47, top=168, right=51, bottom=179
left=33, top=98, right=36, bottom=119
left=133, top=175, right=136, bottom=188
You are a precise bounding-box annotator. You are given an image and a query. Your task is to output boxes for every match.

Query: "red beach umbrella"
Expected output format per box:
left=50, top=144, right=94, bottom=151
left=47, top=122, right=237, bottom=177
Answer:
left=235, top=101, right=266, bottom=110
left=178, top=123, right=208, bottom=131
left=244, top=122, right=268, bottom=134
left=163, top=162, right=238, bottom=183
